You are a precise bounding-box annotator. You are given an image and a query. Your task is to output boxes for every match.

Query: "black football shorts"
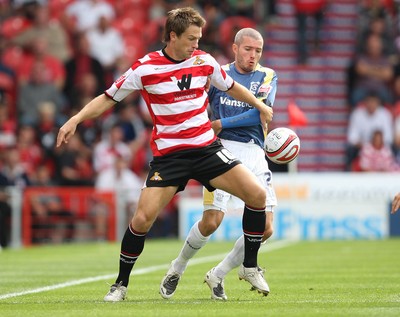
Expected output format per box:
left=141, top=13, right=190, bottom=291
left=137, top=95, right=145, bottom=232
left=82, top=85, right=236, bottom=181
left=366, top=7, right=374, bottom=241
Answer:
left=146, top=139, right=241, bottom=192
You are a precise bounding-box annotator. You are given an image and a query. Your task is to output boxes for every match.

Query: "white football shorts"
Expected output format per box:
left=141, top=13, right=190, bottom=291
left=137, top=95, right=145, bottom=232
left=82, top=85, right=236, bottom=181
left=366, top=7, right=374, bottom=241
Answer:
left=203, top=139, right=277, bottom=213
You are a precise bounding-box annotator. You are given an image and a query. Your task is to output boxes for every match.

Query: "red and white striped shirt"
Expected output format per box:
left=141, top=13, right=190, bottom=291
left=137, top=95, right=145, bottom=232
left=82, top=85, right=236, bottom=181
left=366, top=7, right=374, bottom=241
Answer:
left=359, top=143, right=399, bottom=172
left=105, top=49, right=234, bottom=156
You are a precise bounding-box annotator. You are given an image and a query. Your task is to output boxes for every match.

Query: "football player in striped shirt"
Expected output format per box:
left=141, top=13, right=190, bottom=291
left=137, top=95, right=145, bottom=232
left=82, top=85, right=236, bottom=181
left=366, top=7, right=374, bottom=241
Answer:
left=56, top=7, right=273, bottom=302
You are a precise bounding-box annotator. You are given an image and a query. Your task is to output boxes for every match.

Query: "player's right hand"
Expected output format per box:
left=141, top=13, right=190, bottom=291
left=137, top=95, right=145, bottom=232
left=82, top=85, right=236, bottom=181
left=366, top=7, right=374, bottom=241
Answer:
left=211, top=120, right=222, bottom=135
left=56, top=117, right=79, bottom=147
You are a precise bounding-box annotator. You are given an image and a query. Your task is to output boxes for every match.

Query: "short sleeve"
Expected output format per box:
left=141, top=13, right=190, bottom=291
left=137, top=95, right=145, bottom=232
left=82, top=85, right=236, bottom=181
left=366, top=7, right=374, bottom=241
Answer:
left=105, top=67, right=143, bottom=102
left=208, top=56, right=234, bottom=92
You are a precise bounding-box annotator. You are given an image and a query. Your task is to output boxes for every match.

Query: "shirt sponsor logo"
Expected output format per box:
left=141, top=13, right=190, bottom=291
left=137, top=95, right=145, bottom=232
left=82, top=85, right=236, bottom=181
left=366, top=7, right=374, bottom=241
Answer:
left=171, top=74, right=193, bottom=90
left=174, top=89, right=197, bottom=101
left=219, top=96, right=251, bottom=108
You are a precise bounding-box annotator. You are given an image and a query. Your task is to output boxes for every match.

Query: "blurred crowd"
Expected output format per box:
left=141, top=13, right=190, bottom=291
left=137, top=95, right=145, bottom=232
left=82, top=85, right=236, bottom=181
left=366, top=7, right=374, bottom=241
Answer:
left=0, top=0, right=274, bottom=246
left=0, top=0, right=275, bottom=191
left=345, top=0, right=400, bottom=172
left=1, top=0, right=400, bottom=246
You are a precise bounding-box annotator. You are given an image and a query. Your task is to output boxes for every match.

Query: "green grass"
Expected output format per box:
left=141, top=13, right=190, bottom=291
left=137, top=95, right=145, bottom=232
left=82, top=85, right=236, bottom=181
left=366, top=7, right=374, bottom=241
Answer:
left=0, top=239, right=399, bottom=317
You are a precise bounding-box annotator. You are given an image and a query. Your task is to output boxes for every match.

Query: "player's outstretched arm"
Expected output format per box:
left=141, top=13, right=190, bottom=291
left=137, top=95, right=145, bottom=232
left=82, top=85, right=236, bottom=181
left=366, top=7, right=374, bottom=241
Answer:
left=226, top=82, right=273, bottom=129
left=211, top=108, right=262, bottom=135
left=392, top=193, right=400, bottom=214
left=56, top=94, right=116, bottom=147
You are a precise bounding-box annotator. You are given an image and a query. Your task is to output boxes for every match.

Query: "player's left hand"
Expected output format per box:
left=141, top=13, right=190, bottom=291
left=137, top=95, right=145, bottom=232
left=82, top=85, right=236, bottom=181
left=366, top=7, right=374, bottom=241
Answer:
left=259, top=106, right=273, bottom=131
left=391, top=193, right=400, bottom=214
left=211, top=120, right=222, bottom=135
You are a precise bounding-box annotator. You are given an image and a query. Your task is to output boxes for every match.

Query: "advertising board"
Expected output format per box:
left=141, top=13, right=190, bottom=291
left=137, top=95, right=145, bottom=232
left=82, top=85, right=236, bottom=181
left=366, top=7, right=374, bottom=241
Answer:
left=178, top=173, right=400, bottom=240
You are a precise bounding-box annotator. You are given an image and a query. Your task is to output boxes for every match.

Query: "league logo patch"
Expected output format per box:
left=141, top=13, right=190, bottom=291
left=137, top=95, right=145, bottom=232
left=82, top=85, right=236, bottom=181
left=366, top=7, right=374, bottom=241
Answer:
left=257, top=84, right=272, bottom=101
left=259, top=84, right=272, bottom=94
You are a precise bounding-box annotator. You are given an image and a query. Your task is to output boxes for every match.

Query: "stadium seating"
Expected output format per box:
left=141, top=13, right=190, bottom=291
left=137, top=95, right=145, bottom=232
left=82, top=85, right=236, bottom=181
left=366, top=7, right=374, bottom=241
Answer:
left=264, top=0, right=358, bottom=171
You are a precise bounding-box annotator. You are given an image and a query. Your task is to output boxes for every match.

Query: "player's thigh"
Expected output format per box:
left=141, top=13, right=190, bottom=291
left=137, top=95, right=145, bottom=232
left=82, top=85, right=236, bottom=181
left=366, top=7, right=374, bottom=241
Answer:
left=209, top=164, right=266, bottom=208
left=132, top=186, right=178, bottom=231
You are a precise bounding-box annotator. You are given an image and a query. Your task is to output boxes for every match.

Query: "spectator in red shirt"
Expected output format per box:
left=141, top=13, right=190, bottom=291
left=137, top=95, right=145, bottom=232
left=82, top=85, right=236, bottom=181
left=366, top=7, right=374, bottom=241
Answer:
left=0, top=34, right=18, bottom=117
left=15, top=124, right=43, bottom=179
left=12, top=5, right=72, bottom=63
left=16, top=37, right=66, bottom=90
left=358, top=129, right=399, bottom=171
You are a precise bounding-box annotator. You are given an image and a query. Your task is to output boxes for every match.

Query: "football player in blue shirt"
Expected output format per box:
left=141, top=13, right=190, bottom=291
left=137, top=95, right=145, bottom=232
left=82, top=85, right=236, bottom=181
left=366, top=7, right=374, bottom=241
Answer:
left=160, top=28, right=278, bottom=300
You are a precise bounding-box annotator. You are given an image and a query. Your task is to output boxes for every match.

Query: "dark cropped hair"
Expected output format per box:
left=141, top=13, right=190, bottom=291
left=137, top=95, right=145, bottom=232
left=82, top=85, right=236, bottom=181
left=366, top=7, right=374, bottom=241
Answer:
left=162, top=7, right=206, bottom=43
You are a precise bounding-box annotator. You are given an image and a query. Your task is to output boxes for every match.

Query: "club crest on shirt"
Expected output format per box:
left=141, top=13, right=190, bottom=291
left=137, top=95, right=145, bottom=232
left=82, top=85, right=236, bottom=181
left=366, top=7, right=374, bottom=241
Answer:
left=215, top=191, right=224, bottom=202
left=193, top=56, right=205, bottom=65
left=150, top=172, right=163, bottom=181
left=250, top=81, right=260, bottom=94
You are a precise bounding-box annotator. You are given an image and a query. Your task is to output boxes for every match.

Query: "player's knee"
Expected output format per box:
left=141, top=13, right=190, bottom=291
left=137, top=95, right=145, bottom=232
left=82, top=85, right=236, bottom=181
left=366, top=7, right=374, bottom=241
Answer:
left=260, top=190, right=267, bottom=205
left=199, top=219, right=219, bottom=236
left=131, top=210, right=155, bottom=232
left=248, top=187, right=266, bottom=208
left=207, top=220, right=220, bottom=234
left=199, top=214, right=222, bottom=236
left=199, top=210, right=223, bottom=236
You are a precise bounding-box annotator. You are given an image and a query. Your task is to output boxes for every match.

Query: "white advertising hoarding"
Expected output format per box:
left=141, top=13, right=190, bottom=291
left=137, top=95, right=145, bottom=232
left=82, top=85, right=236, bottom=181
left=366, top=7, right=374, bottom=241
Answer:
left=178, top=173, right=399, bottom=241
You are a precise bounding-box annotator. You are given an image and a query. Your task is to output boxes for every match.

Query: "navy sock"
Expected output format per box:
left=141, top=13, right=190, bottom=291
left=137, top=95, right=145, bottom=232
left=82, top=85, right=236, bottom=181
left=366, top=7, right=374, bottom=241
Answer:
left=242, top=205, right=266, bottom=268
left=116, top=224, right=146, bottom=287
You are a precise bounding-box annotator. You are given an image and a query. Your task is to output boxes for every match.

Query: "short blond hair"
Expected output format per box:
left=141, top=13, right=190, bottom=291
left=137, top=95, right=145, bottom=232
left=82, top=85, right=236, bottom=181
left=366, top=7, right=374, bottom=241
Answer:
left=234, top=28, right=263, bottom=46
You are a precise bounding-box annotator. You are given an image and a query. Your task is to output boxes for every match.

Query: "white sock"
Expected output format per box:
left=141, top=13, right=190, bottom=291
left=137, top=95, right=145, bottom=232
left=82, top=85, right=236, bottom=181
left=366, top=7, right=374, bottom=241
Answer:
left=214, top=235, right=244, bottom=279
left=172, top=220, right=209, bottom=274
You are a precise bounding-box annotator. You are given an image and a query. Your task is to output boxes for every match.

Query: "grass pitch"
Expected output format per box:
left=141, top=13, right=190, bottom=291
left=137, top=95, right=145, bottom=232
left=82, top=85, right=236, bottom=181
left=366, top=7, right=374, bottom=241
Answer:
left=0, top=239, right=399, bottom=317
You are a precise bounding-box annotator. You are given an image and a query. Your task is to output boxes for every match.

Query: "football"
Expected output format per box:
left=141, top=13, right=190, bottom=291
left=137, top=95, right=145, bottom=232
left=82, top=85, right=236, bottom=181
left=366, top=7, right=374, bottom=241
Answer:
left=265, top=127, right=300, bottom=164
